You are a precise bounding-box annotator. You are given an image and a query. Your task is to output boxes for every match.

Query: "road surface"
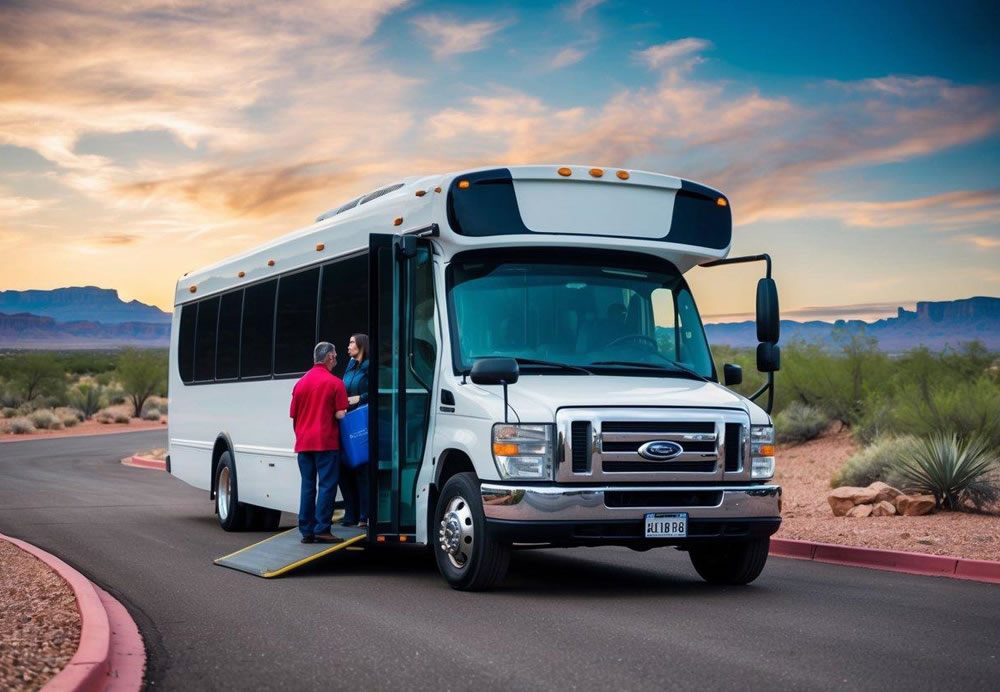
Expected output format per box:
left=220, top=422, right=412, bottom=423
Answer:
left=1, top=431, right=997, bottom=690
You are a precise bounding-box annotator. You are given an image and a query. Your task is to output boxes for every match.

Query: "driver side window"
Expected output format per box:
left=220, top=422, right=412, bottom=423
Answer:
left=651, top=288, right=677, bottom=358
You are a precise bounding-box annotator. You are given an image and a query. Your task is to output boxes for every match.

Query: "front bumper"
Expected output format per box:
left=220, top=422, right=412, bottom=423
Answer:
left=481, top=482, right=781, bottom=546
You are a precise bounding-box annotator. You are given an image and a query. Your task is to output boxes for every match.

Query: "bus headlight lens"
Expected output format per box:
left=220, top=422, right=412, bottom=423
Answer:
left=491, top=423, right=555, bottom=480
left=750, top=425, right=775, bottom=479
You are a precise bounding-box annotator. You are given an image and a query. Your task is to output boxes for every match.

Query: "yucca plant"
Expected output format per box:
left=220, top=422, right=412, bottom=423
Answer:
left=895, top=434, right=1000, bottom=511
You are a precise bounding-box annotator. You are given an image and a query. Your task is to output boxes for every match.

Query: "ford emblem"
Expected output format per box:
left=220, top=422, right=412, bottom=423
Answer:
left=638, top=440, right=684, bottom=461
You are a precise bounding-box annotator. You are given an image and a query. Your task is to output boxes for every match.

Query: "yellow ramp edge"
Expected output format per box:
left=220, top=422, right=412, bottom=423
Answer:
left=214, top=526, right=367, bottom=578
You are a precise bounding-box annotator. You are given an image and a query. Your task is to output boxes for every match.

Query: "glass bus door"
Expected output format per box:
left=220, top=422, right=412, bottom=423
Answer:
left=367, top=234, right=437, bottom=537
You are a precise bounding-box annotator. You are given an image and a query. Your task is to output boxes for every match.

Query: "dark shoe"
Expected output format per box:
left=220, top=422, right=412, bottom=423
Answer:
left=314, top=534, right=344, bottom=544
left=357, top=520, right=368, bottom=528
left=301, top=535, right=315, bottom=544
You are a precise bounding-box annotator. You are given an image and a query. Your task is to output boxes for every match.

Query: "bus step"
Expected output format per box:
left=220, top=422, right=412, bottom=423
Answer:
left=214, top=526, right=367, bottom=578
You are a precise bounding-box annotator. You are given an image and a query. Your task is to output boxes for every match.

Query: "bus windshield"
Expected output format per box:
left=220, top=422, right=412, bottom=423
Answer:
left=446, top=252, right=715, bottom=379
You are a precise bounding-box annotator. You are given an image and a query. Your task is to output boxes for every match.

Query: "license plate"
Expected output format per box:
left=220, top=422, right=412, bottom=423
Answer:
left=644, top=512, right=687, bottom=538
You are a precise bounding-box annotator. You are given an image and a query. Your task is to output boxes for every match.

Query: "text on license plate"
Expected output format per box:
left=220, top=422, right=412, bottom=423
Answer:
left=644, top=512, right=688, bottom=538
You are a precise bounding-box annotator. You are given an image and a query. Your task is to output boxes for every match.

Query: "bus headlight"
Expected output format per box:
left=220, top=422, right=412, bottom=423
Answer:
left=750, top=425, right=775, bottom=479
left=491, top=423, right=555, bottom=480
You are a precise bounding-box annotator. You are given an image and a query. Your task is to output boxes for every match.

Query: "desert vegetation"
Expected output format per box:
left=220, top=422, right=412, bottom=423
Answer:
left=0, top=348, right=167, bottom=436
left=714, top=333, right=1000, bottom=512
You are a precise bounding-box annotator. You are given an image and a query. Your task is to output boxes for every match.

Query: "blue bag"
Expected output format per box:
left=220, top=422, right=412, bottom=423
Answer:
left=340, top=404, right=369, bottom=468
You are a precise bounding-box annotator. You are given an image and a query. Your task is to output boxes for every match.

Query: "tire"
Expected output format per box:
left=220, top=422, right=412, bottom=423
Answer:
left=433, top=472, right=510, bottom=591
left=689, top=537, right=770, bottom=585
left=247, top=506, right=282, bottom=532
left=215, top=451, right=251, bottom=532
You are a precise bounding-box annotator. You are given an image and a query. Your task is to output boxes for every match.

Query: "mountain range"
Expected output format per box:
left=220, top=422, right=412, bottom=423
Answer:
left=0, top=287, right=997, bottom=352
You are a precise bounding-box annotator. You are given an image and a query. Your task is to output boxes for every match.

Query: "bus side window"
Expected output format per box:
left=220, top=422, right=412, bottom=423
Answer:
left=178, top=303, right=197, bottom=383
left=216, top=290, right=243, bottom=381
left=194, top=296, right=220, bottom=382
left=274, top=268, right=320, bottom=375
left=318, top=253, right=368, bottom=377
left=241, top=279, right=277, bottom=378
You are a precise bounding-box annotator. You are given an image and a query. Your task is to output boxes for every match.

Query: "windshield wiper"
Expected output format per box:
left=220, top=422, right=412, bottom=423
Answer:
left=466, top=357, right=590, bottom=375
left=588, top=360, right=709, bottom=382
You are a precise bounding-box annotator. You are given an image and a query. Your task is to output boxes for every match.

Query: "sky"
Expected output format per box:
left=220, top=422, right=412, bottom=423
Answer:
left=0, top=0, right=998, bottom=322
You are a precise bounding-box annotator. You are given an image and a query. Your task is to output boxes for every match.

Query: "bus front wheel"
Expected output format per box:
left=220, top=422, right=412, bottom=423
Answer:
left=433, top=472, right=510, bottom=591
left=688, top=537, right=770, bottom=585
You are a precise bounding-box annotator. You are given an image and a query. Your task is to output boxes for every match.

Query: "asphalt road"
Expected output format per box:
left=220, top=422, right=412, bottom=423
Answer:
left=1, top=431, right=998, bottom=691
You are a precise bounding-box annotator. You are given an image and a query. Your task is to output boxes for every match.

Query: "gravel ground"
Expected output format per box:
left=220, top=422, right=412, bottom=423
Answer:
left=0, top=540, right=81, bottom=691
left=775, top=428, right=1000, bottom=561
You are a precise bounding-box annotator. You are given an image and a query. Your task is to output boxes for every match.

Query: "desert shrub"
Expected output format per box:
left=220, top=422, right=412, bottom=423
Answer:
left=113, top=413, right=131, bottom=424
left=54, top=406, right=85, bottom=422
left=143, top=395, right=168, bottom=415
left=94, top=372, right=114, bottom=386
left=832, top=435, right=920, bottom=489
left=895, top=434, right=1000, bottom=511
left=68, top=383, right=105, bottom=419
left=61, top=415, right=79, bottom=428
left=775, top=402, right=830, bottom=444
left=143, top=408, right=161, bottom=421
left=2, top=407, right=16, bottom=418
left=29, top=409, right=59, bottom=430
left=886, top=377, right=1000, bottom=452
left=116, top=349, right=167, bottom=420
left=106, top=388, right=127, bottom=405
left=95, top=412, right=113, bottom=424
left=9, top=417, right=36, bottom=434
left=49, top=420, right=63, bottom=430
left=0, top=353, right=67, bottom=404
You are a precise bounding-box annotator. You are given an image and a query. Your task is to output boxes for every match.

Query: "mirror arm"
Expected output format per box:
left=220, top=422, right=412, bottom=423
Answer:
left=747, top=372, right=775, bottom=414
left=701, top=253, right=772, bottom=279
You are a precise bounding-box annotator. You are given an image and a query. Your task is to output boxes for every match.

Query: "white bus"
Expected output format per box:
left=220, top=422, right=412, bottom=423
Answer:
left=168, top=165, right=782, bottom=590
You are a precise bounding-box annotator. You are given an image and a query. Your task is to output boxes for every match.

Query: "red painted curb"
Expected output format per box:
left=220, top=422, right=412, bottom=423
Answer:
left=0, top=532, right=145, bottom=691
left=771, top=537, right=1000, bottom=584
left=121, top=455, right=166, bottom=471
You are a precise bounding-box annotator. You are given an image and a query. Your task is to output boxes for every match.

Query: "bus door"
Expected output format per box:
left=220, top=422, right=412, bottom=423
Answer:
left=367, top=234, right=437, bottom=538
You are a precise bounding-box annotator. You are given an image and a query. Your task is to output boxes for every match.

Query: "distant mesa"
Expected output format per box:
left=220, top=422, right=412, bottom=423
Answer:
left=0, top=286, right=171, bottom=325
left=704, top=297, right=1000, bottom=352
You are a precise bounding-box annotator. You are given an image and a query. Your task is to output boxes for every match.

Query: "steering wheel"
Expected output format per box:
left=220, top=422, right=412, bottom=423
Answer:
left=604, top=334, right=658, bottom=351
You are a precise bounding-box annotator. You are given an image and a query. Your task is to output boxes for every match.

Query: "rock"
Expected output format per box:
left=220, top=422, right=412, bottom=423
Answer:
left=896, top=494, right=935, bottom=516
left=871, top=500, right=897, bottom=517
left=868, top=481, right=903, bottom=504
left=827, top=486, right=880, bottom=516
left=846, top=504, right=873, bottom=518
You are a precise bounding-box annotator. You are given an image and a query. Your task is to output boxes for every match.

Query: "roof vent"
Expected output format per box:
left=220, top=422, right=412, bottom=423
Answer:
left=313, top=182, right=405, bottom=223
left=359, top=183, right=404, bottom=205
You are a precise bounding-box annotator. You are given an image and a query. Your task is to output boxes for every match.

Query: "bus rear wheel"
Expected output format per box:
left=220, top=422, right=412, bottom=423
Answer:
left=216, top=451, right=251, bottom=531
left=688, top=537, right=770, bottom=585
left=433, top=472, right=509, bottom=591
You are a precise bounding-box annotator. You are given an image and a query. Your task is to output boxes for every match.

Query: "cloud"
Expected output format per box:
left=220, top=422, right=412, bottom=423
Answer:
left=634, top=38, right=712, bottom=70
left=549, top=46, right=587, bottom=70
left=0, top=189, right=49, bottom=218
left=563, top=0, right=606, bottom=22
left=704, top=301, right=915, bottom=323
left=955, top=233, right=1000, bottom=248
left=411, top=14, right=508, bottom=60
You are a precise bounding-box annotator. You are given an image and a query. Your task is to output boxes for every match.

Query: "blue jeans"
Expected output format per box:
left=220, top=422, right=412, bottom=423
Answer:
left=339, top=463, right=369, bottom=524
left=297, top=450, right=340, bottom=537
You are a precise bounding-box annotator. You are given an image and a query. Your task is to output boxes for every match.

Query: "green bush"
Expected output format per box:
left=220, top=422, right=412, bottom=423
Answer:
left=113, top=413, right=131, bottom=424
left=895, top=434, right=1000, bottom=511
left=68, top=383, right=105, bottom=419
left=886, top=377, right=1000, bottom=452
left=2, top=407, right=16, bottom=418
left=61, top=415, right=78, bottom=428
left=775, top=402, right=830, bottom=444
left=9, top=417, right=35, bottom=434
left=832, top=435, right=919, bottom=489
left=29, top=409, right=59, bottom=430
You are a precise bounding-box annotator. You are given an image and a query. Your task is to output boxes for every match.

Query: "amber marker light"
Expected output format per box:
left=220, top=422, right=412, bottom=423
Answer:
left=315, top=243, right=325, bottom=251
left=189, top=286, right=197, bottom=293
left=238, top=271, right=245, bottom=278
left=393, top=217, right=403, bottom=226
left=399, top=536, right=408, bottom=542
left=458, top=180, right=470, bottom=189
left=758, top=445, right=776, bottom=457
left=415, top=190, right=426, bottom=197
left=434, top=186, right=442, bottom=193
left=717, top=197, right=728, bottom=207
left=376, top=535, right=386, bottom=543
left=493, top=442, right=519, bottom=456
left=557, top=167, right=572, bottom=177
left=589, top=168, right=604, bottom=178
left=267, top=259, right=275, bottom=266
left=616, top=170, right=630, bottom=180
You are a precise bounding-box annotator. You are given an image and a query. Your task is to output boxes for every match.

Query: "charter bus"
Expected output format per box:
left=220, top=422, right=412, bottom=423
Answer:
left=168, top=165, right=782, bottom=590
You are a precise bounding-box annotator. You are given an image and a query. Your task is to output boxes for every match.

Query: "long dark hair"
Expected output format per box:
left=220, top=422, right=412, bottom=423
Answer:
left=351, top=333, right=369, bottom=362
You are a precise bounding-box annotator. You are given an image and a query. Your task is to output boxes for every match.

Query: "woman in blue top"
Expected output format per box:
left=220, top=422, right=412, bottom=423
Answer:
left=339, top=333, right=369, bottom=527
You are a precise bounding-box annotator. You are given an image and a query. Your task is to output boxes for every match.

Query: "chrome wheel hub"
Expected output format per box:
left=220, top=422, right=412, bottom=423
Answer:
left=438, top=495, right=474, bottom=569
left=218, top=466, right=231, bottom=521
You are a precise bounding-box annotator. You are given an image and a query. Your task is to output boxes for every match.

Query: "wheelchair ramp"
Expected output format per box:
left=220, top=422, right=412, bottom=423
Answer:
left=214, top=526, right=367, bottom=578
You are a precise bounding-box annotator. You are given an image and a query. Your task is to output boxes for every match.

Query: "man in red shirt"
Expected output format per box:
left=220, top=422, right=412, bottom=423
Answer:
left=290, top=342, right=349, bottom=544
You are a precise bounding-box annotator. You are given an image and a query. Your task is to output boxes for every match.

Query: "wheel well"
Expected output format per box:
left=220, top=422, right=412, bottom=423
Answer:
left=428, top=449, right=476, bottom=531
left=210, top=435, right=232, bottom=501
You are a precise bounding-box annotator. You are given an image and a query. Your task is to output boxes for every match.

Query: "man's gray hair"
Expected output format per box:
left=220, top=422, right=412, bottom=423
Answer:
left=313, top=342, right=335, bottom=364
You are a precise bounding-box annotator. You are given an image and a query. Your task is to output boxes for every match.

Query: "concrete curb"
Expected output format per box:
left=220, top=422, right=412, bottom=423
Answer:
left=771, top=537, right=1000, bottom=584
left=0, top=532, right=145, bottom=691
left=120, top=455, right=166, bottom=472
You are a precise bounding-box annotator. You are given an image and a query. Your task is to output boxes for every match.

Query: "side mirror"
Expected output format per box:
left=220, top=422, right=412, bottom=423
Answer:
left=756, top=278, right=780, bottom=344
left=723, top=363, right=743, bottom=386
left=470, top=357, right=519, bottom=386
left=757, top=342, right=781, bottom=373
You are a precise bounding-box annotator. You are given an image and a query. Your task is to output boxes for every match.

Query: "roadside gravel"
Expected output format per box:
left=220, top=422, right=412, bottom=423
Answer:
left=0, top=540, right=81, bottom=691
left=775, top=429, right=1000, bottom=561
